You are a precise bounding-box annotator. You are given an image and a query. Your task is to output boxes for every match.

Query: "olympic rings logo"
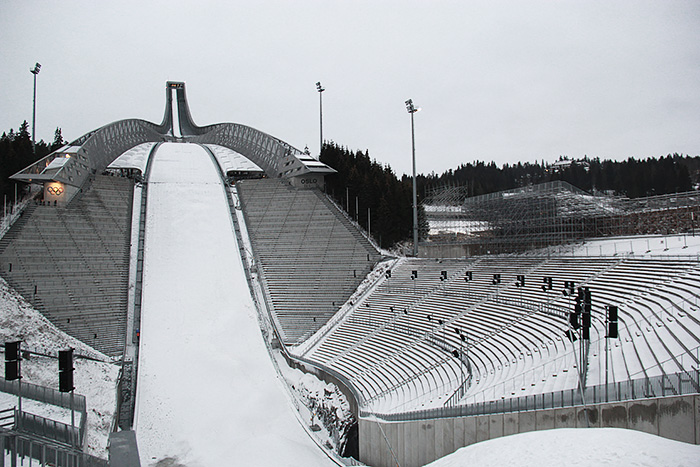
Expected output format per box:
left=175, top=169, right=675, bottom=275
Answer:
left=47, top=186, right=64, bottom=196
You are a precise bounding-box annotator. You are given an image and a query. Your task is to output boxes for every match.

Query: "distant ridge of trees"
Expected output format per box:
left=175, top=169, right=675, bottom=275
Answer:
left=3, top=123, right=697, bottom=249
left=418, top=154, right=698, bottom=199
left=0, top=121, right=66, bottom=202
left=322, top=143, right=699, bottom=248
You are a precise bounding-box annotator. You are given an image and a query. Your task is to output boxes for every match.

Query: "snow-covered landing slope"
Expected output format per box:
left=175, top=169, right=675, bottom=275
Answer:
left=133, top=142, right=334, bottom=466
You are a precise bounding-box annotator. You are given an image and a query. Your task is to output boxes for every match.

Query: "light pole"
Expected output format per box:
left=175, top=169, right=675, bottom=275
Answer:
left=30, top=62, right=41, bottom=153
left=405, top=99, right=420, bottom=257
left=316, top=81, right=325, bottom=156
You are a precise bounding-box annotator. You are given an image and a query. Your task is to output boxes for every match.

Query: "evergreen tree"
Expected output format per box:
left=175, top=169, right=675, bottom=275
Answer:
left=51, top=127, right=65, bottom=151
left=321, top=142, right=413, bottom=249
left=0, top=121, right=56, bottom=206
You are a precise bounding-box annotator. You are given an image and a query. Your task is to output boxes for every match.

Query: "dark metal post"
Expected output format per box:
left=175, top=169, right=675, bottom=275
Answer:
left=316, top=82, right=325, bottom=156
left=70, top=389, right=75, bottom=448
left=18, top=350, right=22, bottom=431
left=30, top=63, right=41, bottom=153
left=406, top=99, right=419, bottom=256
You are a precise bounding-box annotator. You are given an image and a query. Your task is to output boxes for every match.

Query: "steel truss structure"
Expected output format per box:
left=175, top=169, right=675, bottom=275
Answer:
left=11, top=81, right=333, bottom=197
left=422, top=181, right=700, bottom=254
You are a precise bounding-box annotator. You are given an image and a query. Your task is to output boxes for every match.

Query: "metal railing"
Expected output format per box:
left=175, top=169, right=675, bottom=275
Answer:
left=365, top=369, right=700, bottom=422
left=1, top=431, right=108, bottom=467
left=0, top=408, right=14, bottom=429
left=19, top=411, right=80, bottom=448
left=191, top=123, right=303, bottom=178
left=0, top=380, right=86, bottom=413
left=0, top=196, right=33, bottom=240
left=117, top=142, right=160, bottom=431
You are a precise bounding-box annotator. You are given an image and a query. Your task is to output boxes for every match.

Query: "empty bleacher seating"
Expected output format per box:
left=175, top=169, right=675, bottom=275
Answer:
left=236, top=178, right=383, bottom=345
left=296, top=254, right=700, bottom=413
left=0, top=175, right=133, bottom=356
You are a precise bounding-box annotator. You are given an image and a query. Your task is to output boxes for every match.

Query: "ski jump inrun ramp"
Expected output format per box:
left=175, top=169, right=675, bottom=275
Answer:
left=133, top=142, right=333, bottom=466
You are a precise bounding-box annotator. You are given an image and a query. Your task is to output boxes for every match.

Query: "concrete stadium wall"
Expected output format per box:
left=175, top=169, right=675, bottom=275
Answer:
left=359, top=394, right=700, bottom=467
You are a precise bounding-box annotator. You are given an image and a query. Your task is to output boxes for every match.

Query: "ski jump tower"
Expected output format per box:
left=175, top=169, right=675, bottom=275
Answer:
left=11, top=81, right=335, bottom=204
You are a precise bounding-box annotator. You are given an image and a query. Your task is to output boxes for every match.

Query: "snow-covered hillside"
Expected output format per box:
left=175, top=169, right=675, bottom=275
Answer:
left=0, top=277, right=119, bottom=458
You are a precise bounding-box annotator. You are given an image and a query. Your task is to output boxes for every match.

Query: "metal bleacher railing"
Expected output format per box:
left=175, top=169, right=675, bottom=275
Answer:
left=300, top=253, right=700, bottom=420
left=0, top=196, right=35, bottom=241
left=0, top=176, right=133, bottom=357
left=236, top=178, right=380, bottom=346
left=371, top=367, right=700, bottom=422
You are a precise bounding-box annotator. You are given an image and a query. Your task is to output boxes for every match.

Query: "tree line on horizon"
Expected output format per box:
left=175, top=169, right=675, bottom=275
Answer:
left=322, top=142, right=699, bottom=248
left=0, top=121, right=66, bottom=204
left=2, top=123, right=697, bottom=249
left=419, top=154, right=698, bottom=200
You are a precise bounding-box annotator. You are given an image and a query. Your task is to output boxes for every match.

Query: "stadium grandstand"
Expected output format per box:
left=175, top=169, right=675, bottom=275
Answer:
left=421, top=180, right=700, bottom=257
left=0, top=82, right=699, bottom=467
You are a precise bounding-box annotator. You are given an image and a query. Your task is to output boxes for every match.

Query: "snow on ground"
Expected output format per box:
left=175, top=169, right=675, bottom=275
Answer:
left=572, top=234, right=700, bottom=257
left=426, top=428, right=700, bottom=467
left=0, top=278, right=106, bottom=360
left=133, top=142, right=335, bottom=466
left=0, top=277, right=120, bottom=458
left=519, top=233, right=700, bottom=259
left=274, top=351, right=354, bottom=455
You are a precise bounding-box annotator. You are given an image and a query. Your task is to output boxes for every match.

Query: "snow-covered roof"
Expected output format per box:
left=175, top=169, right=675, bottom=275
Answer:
left=108, top=142, right=157, bottom=173
left=205, top=144, right=263, bottom=173
left=43, top=156, right=70, bottom=171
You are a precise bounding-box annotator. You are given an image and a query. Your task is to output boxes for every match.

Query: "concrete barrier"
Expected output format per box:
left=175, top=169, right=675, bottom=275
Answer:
left=359, top=394, right=699, bottom=467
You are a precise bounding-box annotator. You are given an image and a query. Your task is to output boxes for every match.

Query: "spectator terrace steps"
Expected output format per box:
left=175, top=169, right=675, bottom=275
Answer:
left=236, top=178, right=382, bottom=346
left=0, top=175, right=133, bottom=356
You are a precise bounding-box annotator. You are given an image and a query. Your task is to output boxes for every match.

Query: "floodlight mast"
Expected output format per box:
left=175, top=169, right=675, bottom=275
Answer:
left=316, top=81, right=325, bottom=156
left=30, top=62, right=41, bottom=154
left=406, top=99, right=420, bottom=256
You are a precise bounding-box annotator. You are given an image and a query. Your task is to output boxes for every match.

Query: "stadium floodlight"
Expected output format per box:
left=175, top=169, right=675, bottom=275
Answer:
left=30, top=62, right=41, bottom=153
left=406, top=99, right=420, bottom=256
left=316, top=82, right=325, bottom=156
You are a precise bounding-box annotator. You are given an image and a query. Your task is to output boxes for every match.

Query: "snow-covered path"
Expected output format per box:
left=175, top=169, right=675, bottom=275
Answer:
left=133, top=142, right=333, bottom=466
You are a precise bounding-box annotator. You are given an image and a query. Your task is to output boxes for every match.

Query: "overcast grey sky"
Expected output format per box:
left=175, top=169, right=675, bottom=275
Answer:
left=2, top=0, right=699, bottom=176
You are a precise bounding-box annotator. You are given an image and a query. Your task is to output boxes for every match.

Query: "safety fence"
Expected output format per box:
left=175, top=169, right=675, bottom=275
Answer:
left=19, top=411, right=80, bottom=448
left=0, top=380, right=86, bottom=413
left=0, top=380, right=87, bottom=450
left=367, top=369, right=700, bottom=422
left=0, top=430, right=107, bottom=467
